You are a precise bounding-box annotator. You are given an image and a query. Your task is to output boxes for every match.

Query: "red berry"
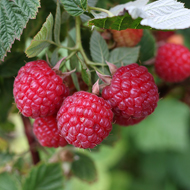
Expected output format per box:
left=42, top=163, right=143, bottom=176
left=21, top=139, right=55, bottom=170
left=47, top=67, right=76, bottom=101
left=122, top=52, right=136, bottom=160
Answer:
left=13, top=60, right=69, bottom=118
left=33, top=115, right=67, bottom=148
left=155, top=43, right=190, bottom=82
left=113, top=112, right=145, bottom=126
left=102, top=63, right=159, bottom=121
left=153, top=31, right=175, bottom=42
left=57, top=91, right=113, bottom=149
left=111, top=29, right=143, bottom=47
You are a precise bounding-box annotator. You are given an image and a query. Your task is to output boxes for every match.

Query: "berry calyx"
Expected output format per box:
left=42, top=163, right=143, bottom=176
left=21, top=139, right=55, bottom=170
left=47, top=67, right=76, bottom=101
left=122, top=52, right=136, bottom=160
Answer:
left=111, top=29, right=143, bottom=47
left=33, top=115, right=68, bottom=148
left=57, top=91, right=113, bottom=149
left=101, top=63, right=159, bottom=126
left=155, top=43, right=190, bottom=82
left=13, top=60, right=69, bottom=118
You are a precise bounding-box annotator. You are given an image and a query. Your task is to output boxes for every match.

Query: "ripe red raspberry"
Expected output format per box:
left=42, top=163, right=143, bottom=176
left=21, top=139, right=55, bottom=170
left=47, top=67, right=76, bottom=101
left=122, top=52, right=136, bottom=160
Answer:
left=102, top=63, right=159, bottom=123
left=111, top=29, right=143, bottom=47
left=33, top=115, right=67, bottom=148
left=155, top=43, right=190, bottom=82
left=13, top=60, right=69, bottom=118
left=113, top=114, right=145, bottom=126
left=57, top=91, right=113, bottom=149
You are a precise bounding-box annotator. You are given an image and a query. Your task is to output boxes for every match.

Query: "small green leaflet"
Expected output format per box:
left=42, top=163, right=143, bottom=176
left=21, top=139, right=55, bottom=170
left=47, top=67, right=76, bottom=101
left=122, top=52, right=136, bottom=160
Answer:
left=71, top=152, right=97, bottom=182
left=0, top=0, right=40, bottom=61
left=90, top=30, right=109, bottom=63
left=25, top=13, right=54, bottom=58
left=81, top=67, right=91, bottom=86
left=54, top=0, right=61, bottom=45
left=61, top=0, right=88, bottom=16
left=109, top=46, right=140, bottom=67
left=138, top=30, right=156, bottom=62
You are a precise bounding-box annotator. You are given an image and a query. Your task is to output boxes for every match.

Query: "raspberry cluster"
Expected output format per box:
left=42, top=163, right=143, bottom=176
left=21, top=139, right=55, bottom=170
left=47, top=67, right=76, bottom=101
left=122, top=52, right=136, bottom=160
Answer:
left=14, top=60, right=159, bottom=149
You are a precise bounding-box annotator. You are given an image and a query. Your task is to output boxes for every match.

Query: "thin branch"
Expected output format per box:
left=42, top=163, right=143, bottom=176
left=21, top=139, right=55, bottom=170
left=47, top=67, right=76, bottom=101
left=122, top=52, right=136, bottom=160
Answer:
left=21, top=115, right=40, bottom=165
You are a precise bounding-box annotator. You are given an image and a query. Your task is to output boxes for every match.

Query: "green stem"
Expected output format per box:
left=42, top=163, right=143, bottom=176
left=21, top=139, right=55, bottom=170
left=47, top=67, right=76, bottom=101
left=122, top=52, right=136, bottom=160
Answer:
left=75, top=17, right=106, bottom=67
left=44, top=40, right=76, bottom=51
left=88, top=6, right=114, bottom=17
left=60, top=51, right=77, bottom=68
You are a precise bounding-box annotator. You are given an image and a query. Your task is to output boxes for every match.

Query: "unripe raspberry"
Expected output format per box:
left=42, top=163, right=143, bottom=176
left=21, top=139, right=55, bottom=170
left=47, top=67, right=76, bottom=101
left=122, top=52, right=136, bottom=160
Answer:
left=111, top=29, right=143, bottom=47
left=102, top=63, right=159, bottom=121
left=166, top=34, right=184, bottom=45
left=155, top=43, right=190, bottom=82
left=57, top=91, right=113, bottom=149
left=13, top=60, right=69, bottom=118
left=33, top=115, right=67, bottom=148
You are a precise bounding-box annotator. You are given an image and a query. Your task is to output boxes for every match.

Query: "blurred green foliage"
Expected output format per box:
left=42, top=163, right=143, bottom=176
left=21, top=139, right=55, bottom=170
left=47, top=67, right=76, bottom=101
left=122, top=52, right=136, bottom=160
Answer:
left=1, top=0, right=190, bottom=190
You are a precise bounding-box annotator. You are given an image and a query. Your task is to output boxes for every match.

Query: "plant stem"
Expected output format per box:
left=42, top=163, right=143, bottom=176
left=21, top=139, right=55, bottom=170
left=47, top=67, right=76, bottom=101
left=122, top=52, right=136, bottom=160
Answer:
left=75, top=17, right=107, bottom=68
left=21, top=115, right=40, bottom=165
left=60, top=51, right=77, bottom=68
left=88, top=6, right=114, bottom=17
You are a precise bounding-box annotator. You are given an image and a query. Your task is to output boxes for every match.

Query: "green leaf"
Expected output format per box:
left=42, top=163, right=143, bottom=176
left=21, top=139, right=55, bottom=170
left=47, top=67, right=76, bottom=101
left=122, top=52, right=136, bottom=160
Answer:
left=0, top=152, right=14, bottom=166
left=50, top=48, right=59, bottom=67
left=67, top=29, right=80, bottom=91
left=0, top=172, right=20, bottom=190
left=0, top=52, right=35, bottom=77
left=71, top=73, right=80, bottom=91
left=0, top=173, right=20, bottom=190
left=88, top=13, right=150, bottom=31
left=0, top=78, right=14, bottom=122
left=23, top=163, right=64, bottom=190
left=169, top=149, right=190, bottom=189
left=71, top=152, right=97, bottom=182
left=140, top=153, right=167, bottom=181
left=177, top=28, right=190, bottom=49
left=109, top=46, right=140, bottom=67
left=25, top=13, right=54, bottom=58
left=54, top=0, right=61, bottom=44
left=81, top=67, right=91, bottom=86
left=0, top=120, right=15, bottom=133
left=90, top=30, right=109, bottom=63
left=138, top=30, right=156, bottom=62
left=0, top=0, right=40, bottom=61
left=61, top=0, right=88, bottom=16
left=128, top=98, right=190, bottom=152
left=88, top=0, right=98, bottom=7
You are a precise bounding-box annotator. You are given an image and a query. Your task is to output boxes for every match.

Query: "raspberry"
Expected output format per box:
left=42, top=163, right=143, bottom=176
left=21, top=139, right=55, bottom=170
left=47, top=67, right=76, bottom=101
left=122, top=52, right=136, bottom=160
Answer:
left=155, top=43, right=190, bottom=82
left=13, top=60, right=69, bottom=118
left=102, top=63, right=159, bottom=122
left=153, top=31, right=175, bottom=42
left=113, top=114, right=145, bottom=126
left=57, top=91, right=113, bottom=149
left=111, top=29, right=143, bottom=47
left=33, top=115, right=67, bottom=148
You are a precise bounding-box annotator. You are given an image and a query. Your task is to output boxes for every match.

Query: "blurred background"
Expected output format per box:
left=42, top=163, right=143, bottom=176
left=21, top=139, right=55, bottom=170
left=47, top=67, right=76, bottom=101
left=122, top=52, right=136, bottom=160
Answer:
left=1, top=0, right=190, bottom=190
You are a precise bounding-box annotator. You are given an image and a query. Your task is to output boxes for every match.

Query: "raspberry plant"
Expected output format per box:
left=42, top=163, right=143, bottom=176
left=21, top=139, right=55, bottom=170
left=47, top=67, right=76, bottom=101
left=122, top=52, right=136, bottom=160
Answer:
left=1, top=0, right=190, bottom=189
